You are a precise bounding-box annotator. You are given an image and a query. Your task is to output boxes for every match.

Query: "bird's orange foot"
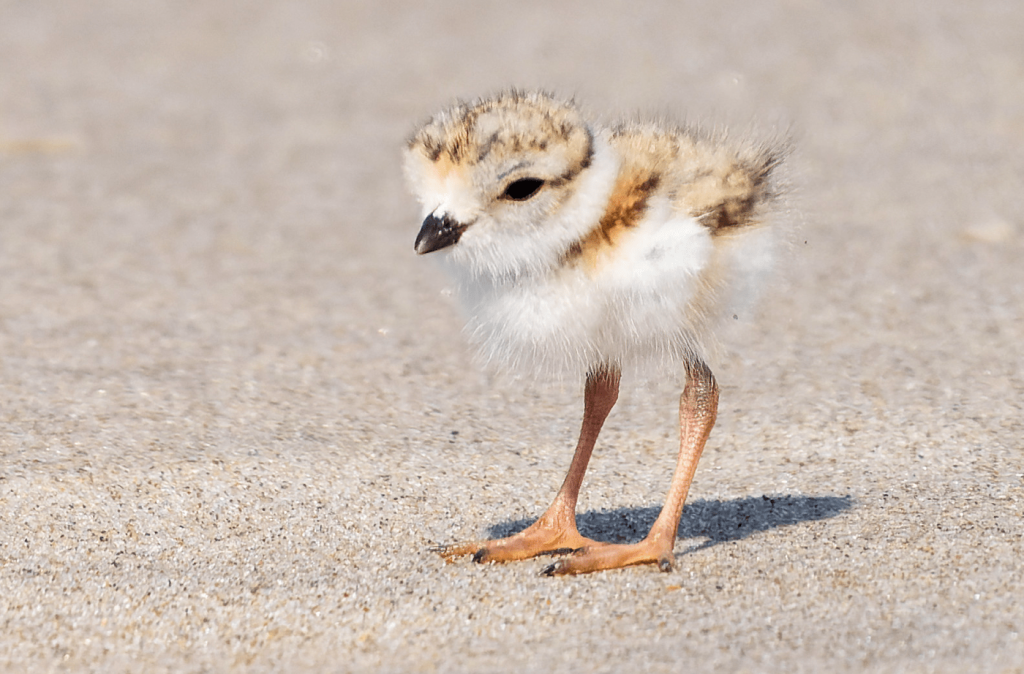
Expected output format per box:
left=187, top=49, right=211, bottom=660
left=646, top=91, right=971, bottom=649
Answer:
left=541, top=538, right=676, bottom=576
left=435, top=516, right=604, bottom=564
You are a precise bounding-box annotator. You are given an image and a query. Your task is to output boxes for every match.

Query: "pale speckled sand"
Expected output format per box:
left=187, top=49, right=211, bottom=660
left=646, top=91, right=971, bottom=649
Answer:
left=1, top=2, right=1022, bottom=672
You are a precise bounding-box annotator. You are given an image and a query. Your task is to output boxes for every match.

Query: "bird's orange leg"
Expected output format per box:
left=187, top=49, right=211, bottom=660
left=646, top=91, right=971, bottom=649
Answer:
left=437, top=367, right=621, bottom=564
left=542, top=359, right=719, bottom=576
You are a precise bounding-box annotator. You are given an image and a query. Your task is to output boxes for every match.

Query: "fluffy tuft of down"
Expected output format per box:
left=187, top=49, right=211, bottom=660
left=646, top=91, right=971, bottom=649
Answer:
left=404, top=90, right=787, bottom=380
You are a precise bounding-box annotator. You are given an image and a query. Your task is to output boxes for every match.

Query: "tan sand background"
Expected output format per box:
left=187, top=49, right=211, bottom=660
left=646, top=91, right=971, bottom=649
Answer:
left=1, top=1, right=1022, bottom=672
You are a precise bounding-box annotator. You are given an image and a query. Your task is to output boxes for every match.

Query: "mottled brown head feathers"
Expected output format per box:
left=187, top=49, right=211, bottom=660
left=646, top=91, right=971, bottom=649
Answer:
left=407, top=90, right=594, bottom=187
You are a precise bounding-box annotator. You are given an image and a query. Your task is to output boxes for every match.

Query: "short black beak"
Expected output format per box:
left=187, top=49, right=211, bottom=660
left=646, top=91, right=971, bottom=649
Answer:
left=415, top=213, right=466, bottom=255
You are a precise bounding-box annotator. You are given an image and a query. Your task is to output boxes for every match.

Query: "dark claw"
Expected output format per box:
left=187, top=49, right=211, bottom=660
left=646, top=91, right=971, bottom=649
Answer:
left=472, top=548, right=489, bottom=564
left=541, top=562, right=562, bottom=577
left=658, top=556, right=674, bottom=572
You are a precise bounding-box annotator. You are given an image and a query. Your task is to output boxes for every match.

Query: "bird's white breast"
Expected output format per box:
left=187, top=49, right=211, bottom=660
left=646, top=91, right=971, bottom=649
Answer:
left=449, top=202, right=716, bottom=378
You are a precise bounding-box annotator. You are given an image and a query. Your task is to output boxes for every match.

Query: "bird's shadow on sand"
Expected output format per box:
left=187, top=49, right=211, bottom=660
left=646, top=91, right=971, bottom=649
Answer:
left=486, top=494, right=853, bottom=554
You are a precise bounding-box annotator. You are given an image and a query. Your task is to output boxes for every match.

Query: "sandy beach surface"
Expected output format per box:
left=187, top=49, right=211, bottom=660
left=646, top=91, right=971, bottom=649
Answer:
left=1, top=2, right=1022, bottom=672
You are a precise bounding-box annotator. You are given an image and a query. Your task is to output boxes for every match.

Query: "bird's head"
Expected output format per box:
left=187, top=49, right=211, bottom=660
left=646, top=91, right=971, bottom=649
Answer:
left=404, top=90, right=609, bottom=278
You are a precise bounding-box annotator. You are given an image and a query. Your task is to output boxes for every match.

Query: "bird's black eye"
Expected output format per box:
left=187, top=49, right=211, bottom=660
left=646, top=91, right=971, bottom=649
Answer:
left=501, top=178, right=545, bottom=201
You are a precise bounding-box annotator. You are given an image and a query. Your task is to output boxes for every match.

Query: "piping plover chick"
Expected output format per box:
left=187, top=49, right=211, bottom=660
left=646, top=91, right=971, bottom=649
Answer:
left=404, top=90, right=785, bottom=575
